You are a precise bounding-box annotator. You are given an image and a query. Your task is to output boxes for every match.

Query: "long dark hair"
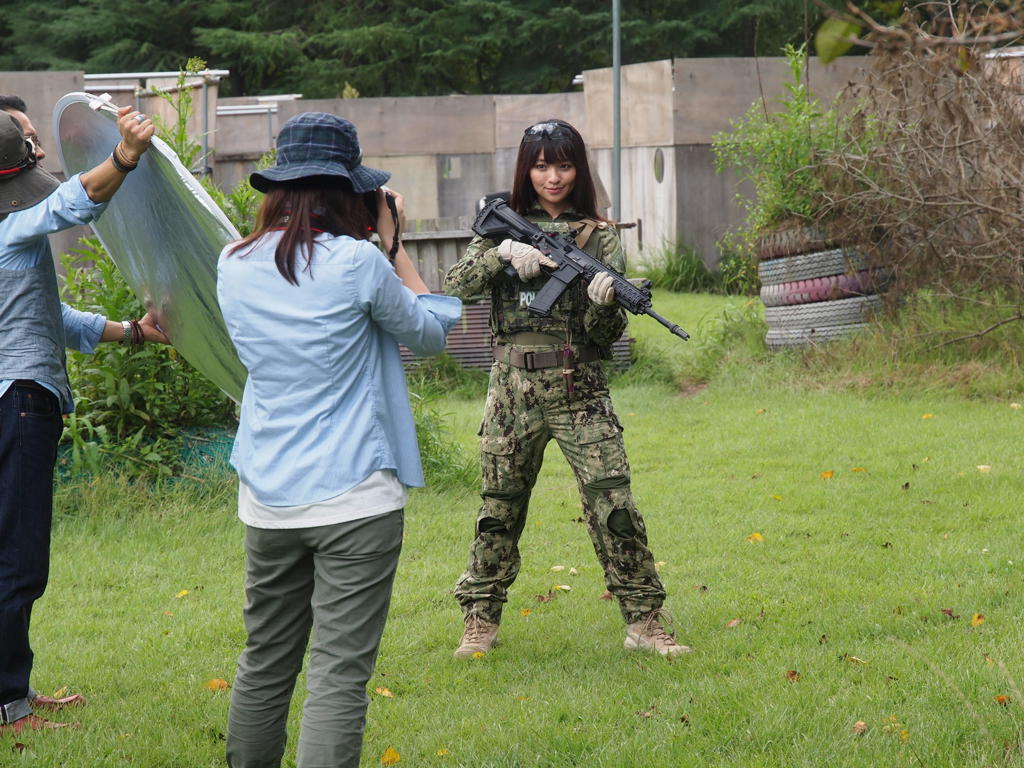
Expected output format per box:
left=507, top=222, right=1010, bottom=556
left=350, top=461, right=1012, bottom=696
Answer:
left=509, top=118, right=602, bottom=220
left=227, top=177, right=374, bottom=285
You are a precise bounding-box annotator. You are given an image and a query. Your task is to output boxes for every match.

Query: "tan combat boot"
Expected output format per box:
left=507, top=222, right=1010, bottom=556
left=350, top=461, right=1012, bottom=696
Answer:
left=624, top=611, right=692, bottom=656
left=453, top=615, right=500, bottom=658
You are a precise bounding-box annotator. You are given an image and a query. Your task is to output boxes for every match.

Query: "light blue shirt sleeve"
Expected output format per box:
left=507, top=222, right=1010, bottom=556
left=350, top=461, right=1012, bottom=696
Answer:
left=61, top=302, right=107, bottom=353
left=356, top=244, right=462, bottom=356
left=0, top=174, right=107, bottom=265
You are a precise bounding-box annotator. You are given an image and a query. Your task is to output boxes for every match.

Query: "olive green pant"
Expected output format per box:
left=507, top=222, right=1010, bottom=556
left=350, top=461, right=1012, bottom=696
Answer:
left=226, top=510, right=403, bottom=768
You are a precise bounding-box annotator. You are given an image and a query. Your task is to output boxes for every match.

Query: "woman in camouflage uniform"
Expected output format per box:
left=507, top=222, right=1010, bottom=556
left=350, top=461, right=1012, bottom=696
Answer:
left=446, top=119, right=689, bottom=658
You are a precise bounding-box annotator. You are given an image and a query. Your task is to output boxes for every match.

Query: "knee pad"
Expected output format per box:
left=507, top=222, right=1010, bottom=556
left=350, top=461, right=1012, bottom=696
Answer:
left=607, top=507, right=637, bottom=538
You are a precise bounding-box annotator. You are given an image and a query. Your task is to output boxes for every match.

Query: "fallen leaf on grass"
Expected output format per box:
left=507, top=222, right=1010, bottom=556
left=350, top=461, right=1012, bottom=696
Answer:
left=820, top=470, right=834, bottom=480
left=374, top=687, right=394, bottom=698
left=995, top=695, right=1012, bottom=706
left=786, top=670, right=801, bottom=682
left=971, top=613, right=986, bottom=627
left=693, top=584, right=709, bottom=592
left=175, top=590, right=190, bottom=599
left=599, top=590, right=613, bottom=600
left=900, top=730, right=910, bottom=743
left=553, top=584, right=572, bottom=592
left=12, top=743, right=26, bottom=754
left=851, top=467, right=866, bottom=473
left=922, top=413, right=935, bottom=419
left=901, top=482, right=910, bottom=490
left=381, top=746, right=401, bottom=765
left=569, top=567, right=578, bottom=576
left=637, top=705, right=657, bottom=718
left=977, top=465, right=992, bottom=473
left=726, top=618, right=743, bottom=628
left=655, top=561, right=666, bottom=567
left=436, top=748, right=450, bottom=756
left=535, top=591, right=556, bottom=603
left=755, top=408, right=766, bottom=415
left=520, top=608, right=532, bottom=616
left=771, top=495, right=783, bottom=501
left=52, top=686, right=69, bottom=699
left=1011, top=403, right=1021, bottom=409
left=550, top=565, right=565, bottom=572
left=206, top=679, right=230, bottom=692
left=941, top=608, right=960, bottom=620
left=852, top=720, right=868, bottom=735
left=471, top=651, right=485, bottom=659
left=819, top=634, right=828, bottom=644
left=848, top=656, right=868, bottom=665
left=746, top=532, right=765, bottom=543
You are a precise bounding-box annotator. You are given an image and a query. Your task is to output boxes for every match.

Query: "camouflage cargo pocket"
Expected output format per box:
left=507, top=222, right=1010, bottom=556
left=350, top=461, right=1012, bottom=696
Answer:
left=480, top=434, right=520, bottom=492
left=571, top=418, right=629, bottom=485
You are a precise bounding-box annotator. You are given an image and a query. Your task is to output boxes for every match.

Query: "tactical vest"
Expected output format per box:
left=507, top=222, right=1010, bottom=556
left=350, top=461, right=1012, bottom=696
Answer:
left=491, top=213, right=607, bottom=342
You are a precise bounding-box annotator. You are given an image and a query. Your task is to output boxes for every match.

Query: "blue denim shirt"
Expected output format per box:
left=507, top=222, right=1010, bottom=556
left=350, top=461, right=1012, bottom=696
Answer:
left=0, top=175, right=108, bottom=408
left=217, top=232, right=462, bottom=506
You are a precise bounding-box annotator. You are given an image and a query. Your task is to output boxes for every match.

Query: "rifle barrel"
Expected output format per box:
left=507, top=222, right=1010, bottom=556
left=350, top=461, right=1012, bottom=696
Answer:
left=646, top=308, right=690, bottom=340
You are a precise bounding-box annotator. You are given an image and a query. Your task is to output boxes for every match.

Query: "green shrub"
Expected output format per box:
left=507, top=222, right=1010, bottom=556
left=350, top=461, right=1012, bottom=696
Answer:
left=410, top=393, right=478, bottom=491
left=712, top=44, right=840, bottom=253
left=405, top=352, right=489, bottom=400
left=635, top=243, right=718, bottom=293
left=717, top=248, right=760, bottom=296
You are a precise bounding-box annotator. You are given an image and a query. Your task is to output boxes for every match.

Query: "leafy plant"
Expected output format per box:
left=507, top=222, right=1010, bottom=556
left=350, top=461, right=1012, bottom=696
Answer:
left=409, top=393, right=478, bottom=491
left=712, top=44, right=842, bottom=252
left=149, top=56, right=210, bottom=173
left=635, top=242, right=719, bottom=293
left=716, top=247, right=760, bottom=296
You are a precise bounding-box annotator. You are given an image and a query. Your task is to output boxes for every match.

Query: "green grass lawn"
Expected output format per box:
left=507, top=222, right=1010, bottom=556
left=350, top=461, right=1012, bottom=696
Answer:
left=14, top=292, right=1024, bottom=767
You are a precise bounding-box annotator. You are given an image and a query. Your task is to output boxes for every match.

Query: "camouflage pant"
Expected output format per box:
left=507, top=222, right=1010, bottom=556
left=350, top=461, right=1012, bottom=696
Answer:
left=453, top=352, right=666, bottom=625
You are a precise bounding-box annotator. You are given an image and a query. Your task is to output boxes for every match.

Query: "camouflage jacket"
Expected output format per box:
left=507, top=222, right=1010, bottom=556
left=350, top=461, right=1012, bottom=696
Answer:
left=443, top=206, right=628, bottom=348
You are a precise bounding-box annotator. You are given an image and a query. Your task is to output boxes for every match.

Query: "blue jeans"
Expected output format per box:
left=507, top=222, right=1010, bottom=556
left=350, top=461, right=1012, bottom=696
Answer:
left=0, top=382, right=63, bottom=724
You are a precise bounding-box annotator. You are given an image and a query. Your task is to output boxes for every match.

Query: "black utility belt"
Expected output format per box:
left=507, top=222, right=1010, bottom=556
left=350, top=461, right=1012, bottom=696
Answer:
left=493, top=344, right=601, bottom=371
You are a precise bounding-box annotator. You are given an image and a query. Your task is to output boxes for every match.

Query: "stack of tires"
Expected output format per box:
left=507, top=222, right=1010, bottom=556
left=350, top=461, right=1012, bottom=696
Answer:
left=757, top=224, right=885, bottom=350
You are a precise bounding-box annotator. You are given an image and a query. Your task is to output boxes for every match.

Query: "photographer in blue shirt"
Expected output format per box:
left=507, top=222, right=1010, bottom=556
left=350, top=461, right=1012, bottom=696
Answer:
left=0, top=97, right=168, bottom=734
left=217, top=112, right=461, bottom=768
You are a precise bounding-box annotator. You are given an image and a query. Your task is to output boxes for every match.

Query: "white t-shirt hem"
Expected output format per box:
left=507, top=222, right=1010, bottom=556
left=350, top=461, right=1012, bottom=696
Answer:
left=238, top=469, right=408, bottom=529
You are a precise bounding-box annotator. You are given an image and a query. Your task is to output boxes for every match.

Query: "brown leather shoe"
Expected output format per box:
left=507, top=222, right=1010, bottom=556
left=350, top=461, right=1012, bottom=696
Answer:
left=0, top=714, right=78, bottom=734
left=31, top=692, right=86, bottom=711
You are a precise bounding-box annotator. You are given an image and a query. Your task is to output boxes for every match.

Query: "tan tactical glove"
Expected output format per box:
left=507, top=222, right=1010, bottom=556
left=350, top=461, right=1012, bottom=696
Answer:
left=497, top=238, right=557, bottom=280
left=587, top=271, right=616, bottom=306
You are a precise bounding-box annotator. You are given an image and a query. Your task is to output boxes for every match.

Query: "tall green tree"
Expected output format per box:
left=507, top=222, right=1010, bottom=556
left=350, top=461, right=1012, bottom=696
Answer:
left=0, top=0, right=894, bottom=97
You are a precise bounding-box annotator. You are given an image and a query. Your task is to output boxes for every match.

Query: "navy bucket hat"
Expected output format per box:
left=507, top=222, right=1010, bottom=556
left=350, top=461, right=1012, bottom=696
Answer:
left=250, top=112, right=389, bottom=194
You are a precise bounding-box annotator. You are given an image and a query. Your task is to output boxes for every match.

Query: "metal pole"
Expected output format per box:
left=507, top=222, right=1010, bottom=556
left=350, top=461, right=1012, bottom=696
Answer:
left=612, top=0, right=621, bottom=222
left=202, top=77, right=210, bottom=176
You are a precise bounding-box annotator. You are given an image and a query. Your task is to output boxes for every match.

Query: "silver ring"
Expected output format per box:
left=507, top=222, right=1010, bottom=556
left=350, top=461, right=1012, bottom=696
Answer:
left=135, top=114, right=146, bottom=123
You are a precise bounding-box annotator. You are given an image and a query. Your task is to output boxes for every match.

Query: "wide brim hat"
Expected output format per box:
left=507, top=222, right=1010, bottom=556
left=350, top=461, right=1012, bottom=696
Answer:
left=0, top=112, right=59, bottom=215
left=250, top=112, right=389, bottom=194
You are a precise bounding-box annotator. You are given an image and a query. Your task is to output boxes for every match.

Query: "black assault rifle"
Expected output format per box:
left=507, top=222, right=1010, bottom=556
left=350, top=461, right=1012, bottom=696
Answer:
left=472, top=199, right=690, bottom=340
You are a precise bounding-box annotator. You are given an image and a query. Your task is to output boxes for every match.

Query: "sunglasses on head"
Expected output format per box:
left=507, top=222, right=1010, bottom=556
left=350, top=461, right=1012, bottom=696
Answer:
left=522, top=121, right=575, bottom=142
